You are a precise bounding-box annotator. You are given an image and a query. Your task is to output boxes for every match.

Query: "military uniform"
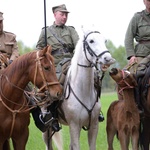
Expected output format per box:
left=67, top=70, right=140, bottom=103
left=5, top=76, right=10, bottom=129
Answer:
left=125, top=9, right=150, bottom=60
left=0, top=31, right=19, bottom=61
left=119, top=9, right=150, bottom=115
left=0, top=12, right=19, bottom=61
left=36, top=24, right=79, bottom=66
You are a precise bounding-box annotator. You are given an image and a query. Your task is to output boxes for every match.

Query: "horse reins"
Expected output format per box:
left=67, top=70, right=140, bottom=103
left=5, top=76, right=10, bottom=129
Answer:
left=0, top=51, right=59, bottom=138
left=65, top=32, right=108, bottom=130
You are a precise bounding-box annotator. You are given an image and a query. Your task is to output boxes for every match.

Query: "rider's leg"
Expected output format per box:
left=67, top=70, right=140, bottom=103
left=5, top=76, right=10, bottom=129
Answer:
left=25, top=83, right=61, bottom=132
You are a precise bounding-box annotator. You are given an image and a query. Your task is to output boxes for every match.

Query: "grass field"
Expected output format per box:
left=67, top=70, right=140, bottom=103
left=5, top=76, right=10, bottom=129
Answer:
left=25, top=92, right=121, bottom=149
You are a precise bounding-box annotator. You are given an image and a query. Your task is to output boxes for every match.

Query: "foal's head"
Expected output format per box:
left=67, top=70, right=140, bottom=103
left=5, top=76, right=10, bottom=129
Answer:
left=109, top=68, right=137, bottom=87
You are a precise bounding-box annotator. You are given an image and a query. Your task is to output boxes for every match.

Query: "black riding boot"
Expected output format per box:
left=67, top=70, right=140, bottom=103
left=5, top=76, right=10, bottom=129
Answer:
left=47, top=101, right=61, bottom=132
left=134, top=86, right=144, bottom=118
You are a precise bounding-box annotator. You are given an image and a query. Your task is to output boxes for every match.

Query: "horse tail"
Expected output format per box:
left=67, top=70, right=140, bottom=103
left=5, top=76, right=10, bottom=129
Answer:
left=3, top=140, right=10, bottom=150
left=52, top=131, right=63, bottom=150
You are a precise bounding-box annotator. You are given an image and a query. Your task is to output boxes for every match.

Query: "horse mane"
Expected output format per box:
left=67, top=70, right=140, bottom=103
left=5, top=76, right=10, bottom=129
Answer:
left=3, top=51, right=36, bottom=76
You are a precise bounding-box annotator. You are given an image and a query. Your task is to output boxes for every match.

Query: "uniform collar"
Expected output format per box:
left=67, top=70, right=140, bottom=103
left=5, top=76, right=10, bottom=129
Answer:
left=53, top=23, right=64, bottom=28
left=144, top=9, right=150, bottom=16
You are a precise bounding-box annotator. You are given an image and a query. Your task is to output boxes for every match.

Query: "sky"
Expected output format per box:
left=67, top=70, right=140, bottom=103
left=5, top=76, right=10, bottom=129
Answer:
left=0, top=0, right=145, bottom=48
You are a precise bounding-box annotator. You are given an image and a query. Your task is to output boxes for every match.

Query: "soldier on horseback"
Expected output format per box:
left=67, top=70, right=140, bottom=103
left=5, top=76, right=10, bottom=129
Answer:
left=0, top=12, right=19, bottom=66
left=31, top=4, right=105, bottom=133
left=118, top=0, right=150, bottom=117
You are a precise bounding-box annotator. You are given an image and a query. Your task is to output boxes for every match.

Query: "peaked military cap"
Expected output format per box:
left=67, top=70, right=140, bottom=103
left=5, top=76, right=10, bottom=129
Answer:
left=0, top=12, right=4, bottom=20
left=52, top=4, right=70, bottom=13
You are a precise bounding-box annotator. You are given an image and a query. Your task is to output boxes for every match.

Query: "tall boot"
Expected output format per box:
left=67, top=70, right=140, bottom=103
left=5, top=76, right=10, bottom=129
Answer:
left=134, top=85, right=144, bottom=118
left=47, top=101, right=61, bottom=132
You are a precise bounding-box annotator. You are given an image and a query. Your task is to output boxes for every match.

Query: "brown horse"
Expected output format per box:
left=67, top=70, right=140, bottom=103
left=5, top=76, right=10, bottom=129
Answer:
left=0, top=46, right=62, bottom=150
left=106, top=68, right=140, bottom=150
left=138, top=65, right=150, bottom=150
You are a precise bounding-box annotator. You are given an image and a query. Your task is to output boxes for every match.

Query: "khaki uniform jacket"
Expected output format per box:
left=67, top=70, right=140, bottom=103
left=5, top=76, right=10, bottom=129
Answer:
left=36, top=24, right=79, bottom=65
left=125, top=9, right=150, bottom=59
left=0, top=31, right=19, bottom=60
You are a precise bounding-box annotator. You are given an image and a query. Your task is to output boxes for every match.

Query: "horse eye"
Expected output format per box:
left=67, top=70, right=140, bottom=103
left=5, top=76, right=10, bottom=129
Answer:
left=44, top=66, right=51, bottom=71
left=89, top=40, right=94, bottom=43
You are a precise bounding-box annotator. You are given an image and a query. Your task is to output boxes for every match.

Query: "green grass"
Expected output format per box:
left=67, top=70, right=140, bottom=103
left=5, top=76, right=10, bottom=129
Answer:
left=25, top=92, right=121, bottom=149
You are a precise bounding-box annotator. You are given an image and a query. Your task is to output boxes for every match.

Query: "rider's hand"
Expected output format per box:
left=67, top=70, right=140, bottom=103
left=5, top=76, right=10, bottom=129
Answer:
left=129, top=56, right=137, bottom=65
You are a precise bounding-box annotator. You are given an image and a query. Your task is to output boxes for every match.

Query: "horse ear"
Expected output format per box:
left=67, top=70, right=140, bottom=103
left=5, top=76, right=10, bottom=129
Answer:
left=39, top=46, right=48, bottom=56
left=47, top=45, right=52, bottom=54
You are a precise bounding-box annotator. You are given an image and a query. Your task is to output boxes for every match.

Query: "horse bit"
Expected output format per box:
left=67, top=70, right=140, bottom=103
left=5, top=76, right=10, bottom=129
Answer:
left=67, top=31, right=110, bottom=130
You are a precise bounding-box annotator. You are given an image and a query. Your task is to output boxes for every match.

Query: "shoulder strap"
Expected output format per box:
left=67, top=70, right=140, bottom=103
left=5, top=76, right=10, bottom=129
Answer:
left=49, top=26, right=67, bottom=48
left=140, top=10, right=150, bottom=25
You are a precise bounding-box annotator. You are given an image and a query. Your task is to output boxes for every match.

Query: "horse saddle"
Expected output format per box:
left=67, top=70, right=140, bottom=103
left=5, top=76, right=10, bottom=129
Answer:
left=136, top=55, right=150, bottom=78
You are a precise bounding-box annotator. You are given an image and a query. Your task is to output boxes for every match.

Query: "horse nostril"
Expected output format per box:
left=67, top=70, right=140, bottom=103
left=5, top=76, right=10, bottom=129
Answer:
left=104, top=57, right=109, bottom=62
left=57, top=92, right=62, bottom=99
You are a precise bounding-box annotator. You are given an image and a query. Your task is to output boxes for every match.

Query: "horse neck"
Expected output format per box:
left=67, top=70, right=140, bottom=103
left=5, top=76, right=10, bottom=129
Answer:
left=71, top=48, right=95, bottom=87
left=122, top=88, right=137, bottom=111
left=69, top=50, right=96, bottom=102
left=1, top=61, right=30, bottom=99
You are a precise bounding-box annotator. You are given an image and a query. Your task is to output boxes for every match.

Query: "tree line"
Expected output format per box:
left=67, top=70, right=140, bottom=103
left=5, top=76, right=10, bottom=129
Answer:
left=17, top=40, right=128, bottom=92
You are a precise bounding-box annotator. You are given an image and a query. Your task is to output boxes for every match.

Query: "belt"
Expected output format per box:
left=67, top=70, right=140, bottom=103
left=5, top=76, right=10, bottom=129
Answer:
left=139, top=40, right=150, bottom=44
left=51, top=49, right=69, bottom=56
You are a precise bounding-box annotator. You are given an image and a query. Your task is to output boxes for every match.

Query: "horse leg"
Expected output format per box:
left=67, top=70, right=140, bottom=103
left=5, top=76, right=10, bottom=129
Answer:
left=52, top=131, right=63, bottom=150
left=106, top=108, right=116, bottom=150
left=2, top=140, right=10, bottom=150
left=131, top=128, right=139, bottom=150
left=140, top=118, right=150, bottom=150
left=69, top=123, right=81, bottom=150
left=88, top=121, right=99, bottom=150
left=118, top=131, right=129, bottom=150
left=106, top=124, right=116, bottom=150
left=43, top=129, right=54, bottom=150
left=11, top=126, right=29, bottom=150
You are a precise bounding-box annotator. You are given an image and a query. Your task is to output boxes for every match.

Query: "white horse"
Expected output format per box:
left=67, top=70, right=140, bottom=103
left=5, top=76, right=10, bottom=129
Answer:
left=43, top=25, right=116, bottom=150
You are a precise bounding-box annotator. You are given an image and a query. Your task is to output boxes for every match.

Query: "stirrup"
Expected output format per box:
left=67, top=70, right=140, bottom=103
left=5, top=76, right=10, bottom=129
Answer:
left=39, top=111, right=54, bottom=126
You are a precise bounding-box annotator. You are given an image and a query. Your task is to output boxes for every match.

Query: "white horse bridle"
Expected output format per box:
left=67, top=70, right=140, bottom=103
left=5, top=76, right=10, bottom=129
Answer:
left=78, top=31, right=110, bottom=70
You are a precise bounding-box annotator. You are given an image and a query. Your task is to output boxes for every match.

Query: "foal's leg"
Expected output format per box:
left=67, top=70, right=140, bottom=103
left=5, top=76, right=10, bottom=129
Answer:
left=118, top=131, right=130, bottom=150
left=131, top=129, right=139, bottom=150
left=88, top=121, right=99, bottom=150
left=69, top=123, right=81, bottom=150
left=106, top=115, right=116, bottom=150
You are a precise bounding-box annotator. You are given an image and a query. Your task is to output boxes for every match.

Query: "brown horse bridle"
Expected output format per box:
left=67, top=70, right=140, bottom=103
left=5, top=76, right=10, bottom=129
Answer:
left=33, top=51, right=59, bottom=93
left=0, top=50, right=60, bottom=138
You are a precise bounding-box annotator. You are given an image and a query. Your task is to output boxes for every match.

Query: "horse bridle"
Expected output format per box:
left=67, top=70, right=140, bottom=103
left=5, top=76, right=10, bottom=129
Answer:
left=0, top=51, right=60, bottom=110
left=78, top=31, right=110, bottom=69
left=65, top=32, right=110, bottom=130
left=34, top=51, right=60, bottom=94
left=118, top=70, right=135, bottom=94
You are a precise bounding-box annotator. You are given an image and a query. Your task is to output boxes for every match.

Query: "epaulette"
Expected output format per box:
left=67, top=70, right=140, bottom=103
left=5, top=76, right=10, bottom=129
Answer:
left=42, top=26, right=49, bottom=29
left=68, top=26, right=75, bottom=29
left=4, top=31, right=15, bottom=35
left=4, top=31, right=16, bottom=37
left=136, top=10, right=143, bottom=15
